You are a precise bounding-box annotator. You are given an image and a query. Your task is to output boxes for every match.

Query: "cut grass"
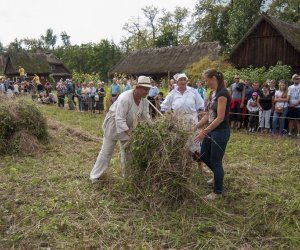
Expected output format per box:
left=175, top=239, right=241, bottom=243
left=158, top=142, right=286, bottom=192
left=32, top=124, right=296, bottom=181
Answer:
left=0, top=103, right=300, bottom=249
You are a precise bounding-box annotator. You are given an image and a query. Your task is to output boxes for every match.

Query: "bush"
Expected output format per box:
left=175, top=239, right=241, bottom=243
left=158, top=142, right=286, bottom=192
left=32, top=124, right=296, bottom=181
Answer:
left=186, top=55, right=235, bottom=83
left=224, top=62, right=292, bottom=85
left=0, top=97, right=48, bottom=155
left=128, top=114, right=196, bottom=208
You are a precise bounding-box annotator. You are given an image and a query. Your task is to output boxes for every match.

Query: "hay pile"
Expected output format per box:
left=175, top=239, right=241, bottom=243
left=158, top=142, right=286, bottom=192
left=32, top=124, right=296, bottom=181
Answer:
left=0, top=97, right=48, bottom=155
left=128, top=114, right=196, bottom=207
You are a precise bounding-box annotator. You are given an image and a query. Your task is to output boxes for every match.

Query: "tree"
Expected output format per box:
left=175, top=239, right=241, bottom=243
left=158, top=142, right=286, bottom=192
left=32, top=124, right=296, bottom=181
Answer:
left=41, top=28, right=57, bottom=50
left=142, top=5, right=160, bottom=42
left=123, top=17, right=149, bottom=49
left=7, top=38, right=23, bottom=53
left=267, top=0, right=300, bottom=25
left=192, top=0, right=229, bottom=45
left=61, top=31, right=71, bottom=47
left=21, top=38, right=44, bottom=51
left=227, top=0, right=266, bottom=46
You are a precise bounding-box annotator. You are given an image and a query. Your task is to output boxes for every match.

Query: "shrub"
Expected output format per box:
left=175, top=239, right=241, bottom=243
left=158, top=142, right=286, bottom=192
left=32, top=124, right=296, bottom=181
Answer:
left=0, top=97, right=48, bottom=155
left=186, top=55, right=235, bottom=83
left=224, top=62, right=292, bottom=85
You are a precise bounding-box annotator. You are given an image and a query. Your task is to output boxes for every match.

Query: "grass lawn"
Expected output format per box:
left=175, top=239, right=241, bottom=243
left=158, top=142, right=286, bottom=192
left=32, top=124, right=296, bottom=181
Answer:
left=0, top=103, right=300, bottom=249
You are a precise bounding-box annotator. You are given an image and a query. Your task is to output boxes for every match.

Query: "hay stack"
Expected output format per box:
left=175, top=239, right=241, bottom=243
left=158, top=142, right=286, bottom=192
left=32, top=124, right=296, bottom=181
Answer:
left=0, top=97, right=48, bottom=155
left=128, top=114, right=195, bottom=207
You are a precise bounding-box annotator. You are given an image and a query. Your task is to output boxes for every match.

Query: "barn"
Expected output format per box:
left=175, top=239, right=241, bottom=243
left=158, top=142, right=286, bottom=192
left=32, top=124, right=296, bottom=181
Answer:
left=109, top=42, right=222, bottom=80
left=230, top=13, right=300, bottom=73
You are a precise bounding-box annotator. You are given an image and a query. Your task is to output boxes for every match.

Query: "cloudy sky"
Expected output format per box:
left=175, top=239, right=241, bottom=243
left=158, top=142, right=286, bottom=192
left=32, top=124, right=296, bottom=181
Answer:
left=1, top=0, right=197, bottom=46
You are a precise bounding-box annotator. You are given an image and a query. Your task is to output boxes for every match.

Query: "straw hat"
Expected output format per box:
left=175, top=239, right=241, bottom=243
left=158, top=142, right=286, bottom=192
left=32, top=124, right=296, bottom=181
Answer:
left=137, top=76, right=151, bottom=88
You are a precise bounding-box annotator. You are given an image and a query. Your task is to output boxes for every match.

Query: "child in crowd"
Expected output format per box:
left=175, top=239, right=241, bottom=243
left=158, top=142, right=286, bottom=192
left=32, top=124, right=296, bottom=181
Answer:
left=156, top=92, right=165, bottom=111
left=247, top=92, right=259, bottom=132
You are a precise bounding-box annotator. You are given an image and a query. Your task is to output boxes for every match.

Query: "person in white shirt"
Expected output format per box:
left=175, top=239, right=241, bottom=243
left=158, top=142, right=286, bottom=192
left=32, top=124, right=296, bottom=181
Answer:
left=246, top=92, right=259, bottom=132
left=161, top=73, right=204, bottom=161
left=90, top=76, right=151, bottom=183
left=287, top=74, right=300, bottom=138
left=161, top=73, right=204, bottom=125
left=13, top=82, right=20, bottom=97
left=272, top=80, right=289, bottom=135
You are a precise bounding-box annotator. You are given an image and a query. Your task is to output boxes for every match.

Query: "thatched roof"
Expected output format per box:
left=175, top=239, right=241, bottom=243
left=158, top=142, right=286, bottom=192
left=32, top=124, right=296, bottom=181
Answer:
left=231, top=13, right=300, bottom=55
left=109, top=42, right=222, bottom=76
left=5, top=52, right=52, bottom=75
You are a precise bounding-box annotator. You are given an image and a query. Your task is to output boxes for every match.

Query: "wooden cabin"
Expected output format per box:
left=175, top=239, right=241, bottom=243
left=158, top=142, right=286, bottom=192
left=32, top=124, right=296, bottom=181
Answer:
left=230, top=13, right=300, bottom=73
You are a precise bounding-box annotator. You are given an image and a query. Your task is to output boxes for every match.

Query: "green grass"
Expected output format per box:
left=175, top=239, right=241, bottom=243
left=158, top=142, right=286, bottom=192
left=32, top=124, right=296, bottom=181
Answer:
left=0, top=103, right=300, bottom=249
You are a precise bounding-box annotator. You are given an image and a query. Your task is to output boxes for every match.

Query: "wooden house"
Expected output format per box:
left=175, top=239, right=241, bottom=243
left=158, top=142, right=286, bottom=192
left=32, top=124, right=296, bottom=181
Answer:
left=230, top=13, right=300, bottom=73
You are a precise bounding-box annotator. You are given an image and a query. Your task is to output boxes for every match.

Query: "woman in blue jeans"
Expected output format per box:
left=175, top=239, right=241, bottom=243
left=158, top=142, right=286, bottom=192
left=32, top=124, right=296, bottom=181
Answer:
left=195, top=69, right=231, bottom=200
left=272, top=80, right=289, bottom=135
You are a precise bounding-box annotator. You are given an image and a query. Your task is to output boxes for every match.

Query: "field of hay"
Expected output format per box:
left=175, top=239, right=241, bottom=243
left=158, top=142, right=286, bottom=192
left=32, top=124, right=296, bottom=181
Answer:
left=0, top=103, right=300, bottom=249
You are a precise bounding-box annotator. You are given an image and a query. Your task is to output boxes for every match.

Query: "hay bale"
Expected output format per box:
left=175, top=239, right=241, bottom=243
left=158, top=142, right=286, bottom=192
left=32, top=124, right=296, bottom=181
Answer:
left=128, top=114, right=195, bottom=207
left=0, top=96, right=48, bottom=155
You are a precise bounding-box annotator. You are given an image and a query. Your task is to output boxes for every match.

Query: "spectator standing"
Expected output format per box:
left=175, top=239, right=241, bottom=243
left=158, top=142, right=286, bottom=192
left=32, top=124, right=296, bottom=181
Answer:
left=110, top=78, right=120, bottom=104
left=0, top=80, right=5, bottom=95
left=257, top=83, right=274, bottom=133
left=147, top=80, right=159, bottom=118
left=81, top=82, right=90, bottom=112
left=287, top=74, right=300, bottom=138
left=272, top=80, right=289, bottom=135
left=13, top=81, right=20, bottom=97
left=19, top=66, right=26, bottom=82
left=95, top=82, right=105, bottom=113
left=123, top=78, right=132, bottom=92
left=44, top=82, right=52, bottom=94
left=242, top=79, right=253, bottom=129
left=168, top=79, right=176, bottom=92
left=75, top=83, right=83, bottom=112
left=66, top=79, right=75, bottom=110
left=229, top=75, right=244, bottom=130
left=246, top=92, right=259, bottom=132
left=56, top=82, right=66, bottom=108
left=88, top=81, right=97, bottom=113
left=197, top=80, right=206, bottom=100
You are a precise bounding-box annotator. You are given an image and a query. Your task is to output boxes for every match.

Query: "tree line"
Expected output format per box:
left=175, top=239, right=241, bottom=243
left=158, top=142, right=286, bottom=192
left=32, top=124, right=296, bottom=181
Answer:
left=0, top=0, right=299, bottom=80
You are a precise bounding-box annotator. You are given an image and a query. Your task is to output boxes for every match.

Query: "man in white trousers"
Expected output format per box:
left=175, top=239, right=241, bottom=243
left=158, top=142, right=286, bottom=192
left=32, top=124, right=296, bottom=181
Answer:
left=90, top=76, right=151, bottom=183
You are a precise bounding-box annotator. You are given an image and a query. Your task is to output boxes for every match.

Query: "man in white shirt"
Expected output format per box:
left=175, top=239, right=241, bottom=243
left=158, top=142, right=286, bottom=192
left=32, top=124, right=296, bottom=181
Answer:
left=288, top=74, right=300, bottom=138
left=90, top=76, right=151, bottom=183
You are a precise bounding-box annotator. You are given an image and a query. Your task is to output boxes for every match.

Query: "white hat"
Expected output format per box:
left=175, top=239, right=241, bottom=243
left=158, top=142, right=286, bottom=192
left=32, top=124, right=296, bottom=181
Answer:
left=137, top=76, right=151, bottom=88
left=174, top=73, right=188, bottom=81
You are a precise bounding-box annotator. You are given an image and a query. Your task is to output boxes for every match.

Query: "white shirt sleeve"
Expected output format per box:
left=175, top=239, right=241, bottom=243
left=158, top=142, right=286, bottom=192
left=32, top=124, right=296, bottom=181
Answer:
left=115, top=98, right=130, bottom=133
left=141, top=99, right=151, bottom=120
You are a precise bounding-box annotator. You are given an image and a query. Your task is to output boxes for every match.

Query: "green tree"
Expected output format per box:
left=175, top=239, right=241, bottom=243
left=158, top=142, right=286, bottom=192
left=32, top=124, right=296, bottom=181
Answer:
left=227, top=0, right=265, bottom=46
left=41, top=28, right=57, bottom=50
left=7, top=38, right=23, bottom=53
left=61, top=31, right=71, bottom=47
left=192, top=0, right=229, bottom=45
left=21, top=38, right=44, bottom=51
left=267, top=0, right=300, bottom=25
left=142, top=5, right=160, bottom=42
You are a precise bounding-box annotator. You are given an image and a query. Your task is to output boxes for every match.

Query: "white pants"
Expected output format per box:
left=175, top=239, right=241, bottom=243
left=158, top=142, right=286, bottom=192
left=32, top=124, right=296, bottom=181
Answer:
left=259, top=109, right=272, bottom=129
left=90, top=138, right=130, bottom=180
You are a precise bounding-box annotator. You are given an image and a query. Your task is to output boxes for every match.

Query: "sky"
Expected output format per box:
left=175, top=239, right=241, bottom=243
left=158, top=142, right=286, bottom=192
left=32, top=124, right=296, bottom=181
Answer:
left=1, top=0, right=197, bottom=47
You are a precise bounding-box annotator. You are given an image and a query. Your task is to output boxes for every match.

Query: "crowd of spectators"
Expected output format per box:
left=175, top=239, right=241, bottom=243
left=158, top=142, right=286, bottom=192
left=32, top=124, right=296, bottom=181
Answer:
left=1, top=72, right=299, bottom=138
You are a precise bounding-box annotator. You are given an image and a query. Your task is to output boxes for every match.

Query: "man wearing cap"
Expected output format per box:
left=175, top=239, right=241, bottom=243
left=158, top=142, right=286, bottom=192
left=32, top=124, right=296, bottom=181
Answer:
left=90, top=76, right=151, bottom=182
left=288, top=74, right=300, bottom=138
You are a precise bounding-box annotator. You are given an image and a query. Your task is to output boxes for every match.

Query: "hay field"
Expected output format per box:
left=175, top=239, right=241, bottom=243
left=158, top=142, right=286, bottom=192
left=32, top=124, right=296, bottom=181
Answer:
left=0, top=104, right=299, bottom=249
